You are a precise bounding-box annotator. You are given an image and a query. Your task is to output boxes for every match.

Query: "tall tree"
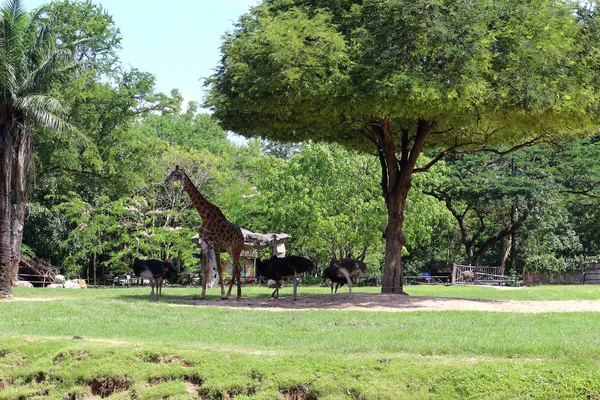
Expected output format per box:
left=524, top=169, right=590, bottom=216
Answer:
left=549, top=137, right=600, bottom=257
left=205, top=0, right=600, bottom=293
left=38, top=0, right=121, bottom=69
left=423, top=150, right=556, bottom=267
left=0, top=0, right=85, bottom=297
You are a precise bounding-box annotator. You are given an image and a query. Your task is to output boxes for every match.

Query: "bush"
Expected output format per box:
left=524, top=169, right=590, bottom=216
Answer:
left=524, top=254, right=587, bottom=272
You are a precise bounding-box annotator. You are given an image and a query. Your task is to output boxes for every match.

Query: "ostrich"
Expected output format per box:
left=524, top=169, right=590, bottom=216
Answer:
left=133, top=239, right=181, bottom=301
left=255, top=255, right=316, bottom=300
left=323, top=254, right=367, bottom=298
left=461, top=270, right=476, bottom=284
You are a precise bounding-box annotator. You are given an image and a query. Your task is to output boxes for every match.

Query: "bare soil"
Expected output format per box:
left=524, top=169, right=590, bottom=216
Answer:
left=10, top=292, right=600, bottom=313
left=181, top=292, right=600, bottom=313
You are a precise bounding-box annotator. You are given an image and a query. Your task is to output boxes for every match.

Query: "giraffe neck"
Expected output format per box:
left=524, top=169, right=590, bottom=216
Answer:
left=182, top=173, right=220, bottom=222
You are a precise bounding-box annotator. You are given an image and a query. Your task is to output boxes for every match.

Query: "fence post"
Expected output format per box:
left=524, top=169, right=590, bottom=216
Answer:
left=451, top=263, right=457, bottom=284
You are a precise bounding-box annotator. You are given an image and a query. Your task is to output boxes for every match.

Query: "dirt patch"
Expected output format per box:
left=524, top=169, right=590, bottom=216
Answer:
left=282, top=384, right=315, bottom=400
left=6, top=297, right=55, bottom=302
left=138, top=352, right=191, bottom=367
left=177, top=292, right=600, bottom=313
left=10, top=293, right=600, bottom=313
left=88, top=377, right=131, bottom=398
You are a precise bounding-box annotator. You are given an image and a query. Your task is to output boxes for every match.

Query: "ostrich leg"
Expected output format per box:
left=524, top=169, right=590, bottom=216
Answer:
left=291, top=276, right=298, bottom=301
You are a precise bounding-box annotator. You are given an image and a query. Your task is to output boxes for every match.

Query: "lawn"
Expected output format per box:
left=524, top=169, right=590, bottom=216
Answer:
left=1, top=285, right=599, bottom=399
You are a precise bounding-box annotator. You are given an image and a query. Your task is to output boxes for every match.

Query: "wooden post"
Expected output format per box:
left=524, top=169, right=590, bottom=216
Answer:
left=93, top=252, right=97, bottom=288
left=452, top=263, right=457, bottom=284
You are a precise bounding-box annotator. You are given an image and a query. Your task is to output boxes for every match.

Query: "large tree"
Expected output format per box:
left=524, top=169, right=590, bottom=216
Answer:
left=0, top=0, right=88, bottom=297
left=423, top=150, right=557, bottom=267
left=205, top=0, right=600, bottom=293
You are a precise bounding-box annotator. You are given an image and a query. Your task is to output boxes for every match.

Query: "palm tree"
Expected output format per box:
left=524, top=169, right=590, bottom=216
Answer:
left=0, top=0, right=81, bottom=298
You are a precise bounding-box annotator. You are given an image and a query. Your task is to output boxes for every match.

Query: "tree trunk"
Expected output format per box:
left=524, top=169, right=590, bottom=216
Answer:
left=10, top=129, right=30, bottom=286
left=382, top=190, right=407, bottom=294
left=499, top=236, right=512, bottom=275
left=509, top=231, right=517, bottom=272
left=0, top=127, right=14, bottom=298
left=470, top=213, right=527, bottom=267
left=376, top=117, right=435, bottom=294
left=93, top=252, right=97, bottom=287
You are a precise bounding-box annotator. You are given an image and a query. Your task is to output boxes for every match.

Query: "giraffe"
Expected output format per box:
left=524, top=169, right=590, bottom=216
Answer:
left=165, top=166, right=245, bottom=299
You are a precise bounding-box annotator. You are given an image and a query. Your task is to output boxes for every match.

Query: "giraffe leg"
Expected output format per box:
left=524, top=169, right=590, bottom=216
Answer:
left=236, top=258, right=242, bottom=299
left=226, top=254, right=239, bottom=299
left=215, top=252, right=227, bottom=299
left=201, top=251, right=209, bottom=300
left=230, top=253, right=242, bottom=299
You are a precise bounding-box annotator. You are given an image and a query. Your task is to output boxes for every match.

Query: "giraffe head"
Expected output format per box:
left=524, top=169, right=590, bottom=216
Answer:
left=165, top=165, right=186, bottom=185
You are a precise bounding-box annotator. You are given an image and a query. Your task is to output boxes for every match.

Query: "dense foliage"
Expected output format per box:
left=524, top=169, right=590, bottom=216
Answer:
left=205, top=0, right=600, bottom=293
left=1, top=0, right=600, bottom=296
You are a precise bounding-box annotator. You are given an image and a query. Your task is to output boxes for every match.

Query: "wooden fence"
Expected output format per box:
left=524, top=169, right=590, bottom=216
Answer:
left=523, top=264, right=600, bottom=285
left=452, top=264, right=516, bottom=286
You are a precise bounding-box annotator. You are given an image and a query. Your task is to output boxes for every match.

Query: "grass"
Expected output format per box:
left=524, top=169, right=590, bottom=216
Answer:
left=1, top=285, right=600, bottom=399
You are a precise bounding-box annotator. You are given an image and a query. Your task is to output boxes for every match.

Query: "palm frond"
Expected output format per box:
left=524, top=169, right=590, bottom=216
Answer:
left=25, top=20, right=53, bottom=69
left=15, top=94, right=96, bottom=152
left=19, top=47, right=74, bottom=94
left=26, top=3, right=48, bottom=22
left=1, top=0, right=97, bottom=156
left=2, top=0, right=22, bottom=16
left=0, top=0, right=29, bottom=99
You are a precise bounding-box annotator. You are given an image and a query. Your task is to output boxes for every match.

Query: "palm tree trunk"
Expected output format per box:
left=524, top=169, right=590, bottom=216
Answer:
left=10, top=129, right=31, bottom=285
left=0, top=127, right=14, bottom=298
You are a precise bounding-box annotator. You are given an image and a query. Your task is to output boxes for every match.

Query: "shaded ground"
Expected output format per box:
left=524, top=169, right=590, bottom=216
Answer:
left=179, top=292, right=600, bottom=313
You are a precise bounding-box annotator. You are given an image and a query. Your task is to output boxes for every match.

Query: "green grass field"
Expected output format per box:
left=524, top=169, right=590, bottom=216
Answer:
left=1, top=285, right=600, bottom=399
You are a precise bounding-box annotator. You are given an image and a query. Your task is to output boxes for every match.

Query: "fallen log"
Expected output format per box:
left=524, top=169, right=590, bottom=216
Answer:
left=18, top=257, right=58, bottom=287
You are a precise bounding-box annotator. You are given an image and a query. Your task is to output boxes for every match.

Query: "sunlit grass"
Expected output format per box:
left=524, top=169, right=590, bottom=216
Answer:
left=2, top=285, right=600, bottom=399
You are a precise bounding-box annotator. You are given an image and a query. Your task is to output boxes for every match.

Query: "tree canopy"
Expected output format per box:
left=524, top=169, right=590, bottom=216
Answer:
left=207, top=0, right=598, bottom=144
left=206, top=0, right=600, bottom=293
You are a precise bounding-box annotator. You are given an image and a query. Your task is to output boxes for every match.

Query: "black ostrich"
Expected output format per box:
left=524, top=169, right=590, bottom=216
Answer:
left=133, top=241, right=180, bottom=301
left=323, top=257, right=367, bottom=298
left=255, top=255, right=316, bottom=300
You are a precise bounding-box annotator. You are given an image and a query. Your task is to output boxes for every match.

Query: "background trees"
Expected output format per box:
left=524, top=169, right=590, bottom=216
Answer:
left=0, top=0, right=89, bottom=297
left=423, top=150, right=557, bottom=267
left=205, top=0, right=600, bottom=293
left=4, top=0, right=600, bottom=295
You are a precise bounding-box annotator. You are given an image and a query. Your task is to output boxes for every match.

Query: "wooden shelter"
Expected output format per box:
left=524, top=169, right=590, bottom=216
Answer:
left=192, top=228, right=292, bottom=283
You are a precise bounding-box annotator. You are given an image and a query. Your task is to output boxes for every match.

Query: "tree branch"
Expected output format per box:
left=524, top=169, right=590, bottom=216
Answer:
left=560, top=189, right=600, bottom=199
left=414, top=136, right=543, bottom=174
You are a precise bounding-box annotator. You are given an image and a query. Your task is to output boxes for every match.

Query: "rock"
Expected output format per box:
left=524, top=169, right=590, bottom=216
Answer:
left=47, top=283, right=63, bottom=288
left=76, top=279, right=88, bottom=289
left=16, top=280, right=33, bottom=288
left=54, top=274, right=66, bottom=284
left=64, top=280, right=81, bottom=289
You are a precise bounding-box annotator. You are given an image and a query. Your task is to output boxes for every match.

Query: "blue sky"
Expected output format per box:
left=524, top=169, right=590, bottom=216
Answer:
left=23, top=0, right=260, bottom=107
